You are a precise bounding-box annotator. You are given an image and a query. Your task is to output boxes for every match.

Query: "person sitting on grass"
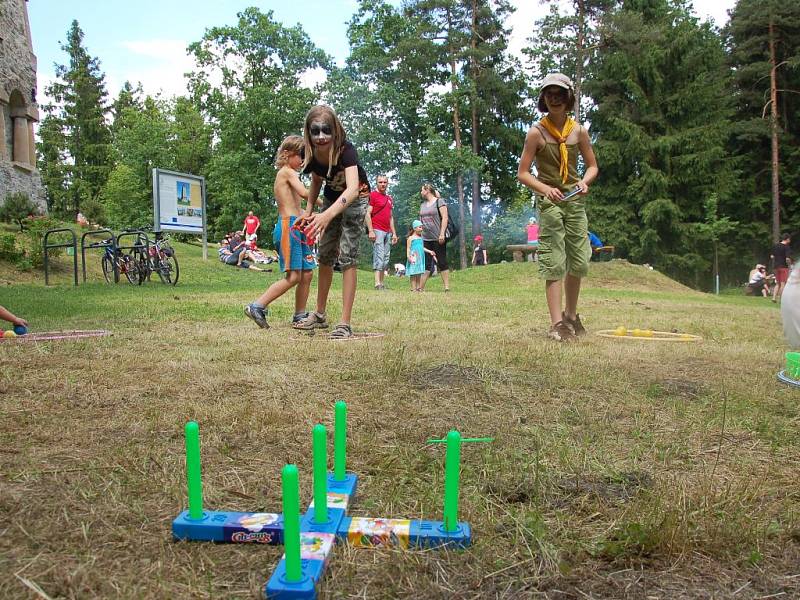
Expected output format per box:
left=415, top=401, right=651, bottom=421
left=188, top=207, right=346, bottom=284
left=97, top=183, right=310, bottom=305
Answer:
left=747, top=264, right=773, bottom=298
left=0, top=305, right=27, bottom=331
left=244, top=135, right=315, bottom=329
left=219, top=234, right=270, bottom=272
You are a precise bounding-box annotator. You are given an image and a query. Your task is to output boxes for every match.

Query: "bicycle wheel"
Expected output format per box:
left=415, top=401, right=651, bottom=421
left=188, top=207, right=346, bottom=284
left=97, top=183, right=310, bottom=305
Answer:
left=101, top=255, right=115, bottom=283
left=157, top=253, right=179, bottom=285
left=122, top=255, right=141, bottom=285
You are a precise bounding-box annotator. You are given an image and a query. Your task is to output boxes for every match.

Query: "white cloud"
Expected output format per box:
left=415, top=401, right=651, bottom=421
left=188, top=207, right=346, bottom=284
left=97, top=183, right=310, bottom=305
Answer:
left=113, top=39, right=195, bottom=98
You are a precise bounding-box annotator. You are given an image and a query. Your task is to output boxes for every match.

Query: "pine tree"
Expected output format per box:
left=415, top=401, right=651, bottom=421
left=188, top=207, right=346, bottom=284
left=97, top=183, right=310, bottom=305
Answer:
left=41, top=20, right=112, bottom=216
left=725, top=0, right=800, bottom=252
left=585, top=0, right=736, bottom=286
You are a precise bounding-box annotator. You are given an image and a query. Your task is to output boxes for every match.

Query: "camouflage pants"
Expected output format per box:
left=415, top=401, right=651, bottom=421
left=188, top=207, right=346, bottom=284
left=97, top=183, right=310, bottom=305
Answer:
left=318, top=196, right=368, bottom=269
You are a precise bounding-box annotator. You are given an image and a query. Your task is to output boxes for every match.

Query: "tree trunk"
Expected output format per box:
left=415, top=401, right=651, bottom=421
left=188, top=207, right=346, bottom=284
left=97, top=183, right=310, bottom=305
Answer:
left=470, top=0, right=481, bottom=239
left=573, top=0, right=586, bottom=119
left=769, top=17, right=781, bottom=243
left=448, top=9, right=468, bottom=269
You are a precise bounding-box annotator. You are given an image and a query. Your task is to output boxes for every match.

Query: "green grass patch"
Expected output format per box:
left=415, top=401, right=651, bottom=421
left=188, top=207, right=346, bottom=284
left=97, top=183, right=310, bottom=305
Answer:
left=0, top=243, right=797, bottom=598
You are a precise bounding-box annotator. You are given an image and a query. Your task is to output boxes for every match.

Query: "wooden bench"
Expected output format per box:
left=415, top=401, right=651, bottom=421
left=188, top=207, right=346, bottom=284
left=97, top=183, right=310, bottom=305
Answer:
left=507, top=244, right=538, bottom=262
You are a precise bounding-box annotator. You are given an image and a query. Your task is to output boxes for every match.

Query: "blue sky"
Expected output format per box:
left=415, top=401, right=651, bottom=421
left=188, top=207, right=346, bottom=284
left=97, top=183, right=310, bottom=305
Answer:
left=28, top=0, right=735, bottom=101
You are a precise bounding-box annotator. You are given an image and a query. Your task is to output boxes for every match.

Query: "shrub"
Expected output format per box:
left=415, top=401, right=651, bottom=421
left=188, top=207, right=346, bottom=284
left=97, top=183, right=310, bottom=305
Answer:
left=0, top=192, right=40, bottom=231
left=21, top=216, right=64, bottom=268
left=0, top=232, right=20, bottom=261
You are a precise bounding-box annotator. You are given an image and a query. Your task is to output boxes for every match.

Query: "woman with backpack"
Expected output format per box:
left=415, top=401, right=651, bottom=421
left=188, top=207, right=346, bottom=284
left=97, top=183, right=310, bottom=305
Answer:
left=418, top=183, right=452, bottom=292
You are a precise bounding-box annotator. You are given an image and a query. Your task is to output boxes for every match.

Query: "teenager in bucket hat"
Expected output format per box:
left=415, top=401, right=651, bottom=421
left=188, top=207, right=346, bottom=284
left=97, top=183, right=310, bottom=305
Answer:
left=517, top=72, right=599, bottom=342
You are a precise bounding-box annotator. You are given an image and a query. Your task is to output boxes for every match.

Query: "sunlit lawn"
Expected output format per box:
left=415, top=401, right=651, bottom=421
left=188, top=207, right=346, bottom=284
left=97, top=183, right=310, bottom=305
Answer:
left=1, top=241, right=796, bottom=599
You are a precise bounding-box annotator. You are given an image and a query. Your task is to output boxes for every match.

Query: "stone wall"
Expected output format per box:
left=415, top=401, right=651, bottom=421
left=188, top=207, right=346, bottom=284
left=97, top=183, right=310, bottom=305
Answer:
left=0, top=0, right=46, bottom=211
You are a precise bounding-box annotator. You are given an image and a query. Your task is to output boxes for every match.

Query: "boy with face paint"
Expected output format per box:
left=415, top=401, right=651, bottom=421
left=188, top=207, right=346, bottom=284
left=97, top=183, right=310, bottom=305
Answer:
left=293, top=105, right=370, bottom=339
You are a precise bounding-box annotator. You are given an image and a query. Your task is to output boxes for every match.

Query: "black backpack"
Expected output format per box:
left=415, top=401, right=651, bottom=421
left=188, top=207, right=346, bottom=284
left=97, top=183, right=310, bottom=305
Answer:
left=437, top=202, right=459, bottom=241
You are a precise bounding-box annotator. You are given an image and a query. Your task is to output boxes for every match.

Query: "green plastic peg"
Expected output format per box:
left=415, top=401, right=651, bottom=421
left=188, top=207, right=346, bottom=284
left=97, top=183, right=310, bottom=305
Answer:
left=185, top=421, right=203, bottom=520
left=281, top=465, right=302, bottom=582
left=334, top=400, right=347, bottom=481
left=313, top=424, right=328, bottom=523
left=442, top=430, right=462, bottom=532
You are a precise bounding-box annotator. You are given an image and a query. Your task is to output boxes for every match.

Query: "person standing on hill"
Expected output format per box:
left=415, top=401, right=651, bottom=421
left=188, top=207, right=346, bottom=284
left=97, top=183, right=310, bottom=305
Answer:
left=366, top=174, right=397, bottom=290
left=771, top=233, right=793, bottom=303
left=243, top=210, right=260, bottom=244
left=517, top=73, right=599, bottom=342
left=472, top=235, right=487, bottom=266
left=418, top=183, right=451, bottom=292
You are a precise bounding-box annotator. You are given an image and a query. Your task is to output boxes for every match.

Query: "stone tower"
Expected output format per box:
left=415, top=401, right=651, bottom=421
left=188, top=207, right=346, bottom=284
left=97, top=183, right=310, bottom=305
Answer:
left=0, top=0, right=45, bottom=209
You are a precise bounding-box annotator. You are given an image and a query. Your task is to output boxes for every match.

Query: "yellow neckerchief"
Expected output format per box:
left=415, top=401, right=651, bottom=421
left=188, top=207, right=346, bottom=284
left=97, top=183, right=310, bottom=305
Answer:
left=539, top=115, right=576, bottom=184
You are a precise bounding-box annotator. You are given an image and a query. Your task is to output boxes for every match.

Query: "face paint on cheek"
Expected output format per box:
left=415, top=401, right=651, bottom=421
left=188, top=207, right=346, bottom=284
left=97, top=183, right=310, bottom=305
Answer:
left=309, top=120, right=332, bottom=145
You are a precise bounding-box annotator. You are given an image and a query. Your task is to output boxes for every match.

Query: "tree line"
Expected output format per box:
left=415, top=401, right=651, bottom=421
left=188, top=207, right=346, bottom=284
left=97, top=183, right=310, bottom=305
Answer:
left=33, top=0, right=800, bottom=289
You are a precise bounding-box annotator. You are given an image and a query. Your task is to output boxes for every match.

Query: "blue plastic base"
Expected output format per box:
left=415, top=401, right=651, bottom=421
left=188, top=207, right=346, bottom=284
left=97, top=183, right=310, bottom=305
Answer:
left=327, top=472, right=358, bottom=497
left=264, top=560, right=319, bottom=599
left=264, top=533, right=336, bottom=599
left=409, top=519, right=472, bottom=549
left=172, top=510, right=283, bottom=544
left=338, top=517, right=471, bottom=549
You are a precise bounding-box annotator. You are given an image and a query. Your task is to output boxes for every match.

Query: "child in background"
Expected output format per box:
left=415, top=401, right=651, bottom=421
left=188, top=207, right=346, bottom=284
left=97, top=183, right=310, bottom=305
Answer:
left=406, top=220, right=434, bottom=291
left=517, top=72, right=599, bottom=341
left=244, top=135, right=314, bottom=329
left=471, top=235, right=487, bottom=266
left=526, top=217, right=539, bottom=262
left=293, top=105, right=370, bottom=338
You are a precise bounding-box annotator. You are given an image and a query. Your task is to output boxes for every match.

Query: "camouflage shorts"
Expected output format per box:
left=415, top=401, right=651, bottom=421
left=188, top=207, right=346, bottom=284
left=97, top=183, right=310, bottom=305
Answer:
left=318, top=196, right=368, bottom=268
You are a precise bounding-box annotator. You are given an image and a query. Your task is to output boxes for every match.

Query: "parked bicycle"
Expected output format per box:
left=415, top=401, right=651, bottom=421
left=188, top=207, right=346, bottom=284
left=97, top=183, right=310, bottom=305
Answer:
left=98, top=240, right=141, bottom=285
left=140, top=233, right=179, bottom=285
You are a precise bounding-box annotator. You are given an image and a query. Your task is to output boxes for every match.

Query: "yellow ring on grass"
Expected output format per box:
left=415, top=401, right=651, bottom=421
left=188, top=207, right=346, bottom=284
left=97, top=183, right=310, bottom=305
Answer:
left=596, top=329, right=702, bottom=342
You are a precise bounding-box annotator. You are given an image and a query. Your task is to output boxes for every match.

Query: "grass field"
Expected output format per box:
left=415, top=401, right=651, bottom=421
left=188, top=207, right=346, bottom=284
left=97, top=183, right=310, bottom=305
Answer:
left=0, top=240, right=796, bottom=599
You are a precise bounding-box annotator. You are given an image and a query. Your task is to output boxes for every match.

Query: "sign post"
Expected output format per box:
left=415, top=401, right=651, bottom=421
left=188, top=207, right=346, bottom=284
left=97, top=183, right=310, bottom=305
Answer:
left=152, top=168, right=208, bottom=259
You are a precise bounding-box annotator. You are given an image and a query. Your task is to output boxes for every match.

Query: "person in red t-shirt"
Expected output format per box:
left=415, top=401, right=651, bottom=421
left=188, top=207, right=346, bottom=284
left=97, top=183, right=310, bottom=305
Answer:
left=243, top=211, right=261, bottom=243
left=365, top=174, right=398, bottom=290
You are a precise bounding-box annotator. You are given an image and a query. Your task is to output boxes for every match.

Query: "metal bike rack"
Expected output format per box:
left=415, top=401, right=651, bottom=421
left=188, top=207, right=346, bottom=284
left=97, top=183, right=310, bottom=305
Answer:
left=116, top=230, right=151, bottom=285
left=43, top=228, right=78, bottom=286
left=80, top=229, right=117, bottom=283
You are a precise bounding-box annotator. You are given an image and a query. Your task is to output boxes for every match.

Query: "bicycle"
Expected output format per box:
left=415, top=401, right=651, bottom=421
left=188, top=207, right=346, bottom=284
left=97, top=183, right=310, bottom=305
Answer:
left=98, top=240, right=141, bottom=285
left=141, top=233, right=179, bottom=285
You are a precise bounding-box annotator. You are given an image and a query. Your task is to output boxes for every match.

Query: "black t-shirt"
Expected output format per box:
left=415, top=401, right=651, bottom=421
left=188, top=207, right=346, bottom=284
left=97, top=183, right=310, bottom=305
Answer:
left=772, top=242, right=791, bottom=268
left=303, top=141, right=369, bottom=202
left=474, top=245, right=485, bottom=265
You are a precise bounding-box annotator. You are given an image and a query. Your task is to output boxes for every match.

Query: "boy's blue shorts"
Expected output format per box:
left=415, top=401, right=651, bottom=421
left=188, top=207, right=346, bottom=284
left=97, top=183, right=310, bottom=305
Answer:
left=274, top=216, right=317, bottom=272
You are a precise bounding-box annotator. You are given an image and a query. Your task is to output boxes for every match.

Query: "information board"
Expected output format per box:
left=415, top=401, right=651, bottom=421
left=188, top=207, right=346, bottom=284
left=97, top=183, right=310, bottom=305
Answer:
left=152, top=168, right=208, bottom=259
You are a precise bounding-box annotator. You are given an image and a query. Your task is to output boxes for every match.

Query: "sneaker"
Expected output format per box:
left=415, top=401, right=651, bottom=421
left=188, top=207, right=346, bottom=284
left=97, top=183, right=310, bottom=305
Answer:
left=292, top=311, right=329, bottom=330
left=562, top=312, right=586, bottom=336
left=244, top=303, right=269, bottom=329
left=292, top=311, right=309, bottom=324
left=548, top=320, right=576, bottom=342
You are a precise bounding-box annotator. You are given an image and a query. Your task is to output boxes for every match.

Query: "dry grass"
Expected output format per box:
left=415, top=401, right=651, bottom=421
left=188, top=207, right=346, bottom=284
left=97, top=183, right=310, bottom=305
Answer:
left=1, top=244, right=797, bottom=599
